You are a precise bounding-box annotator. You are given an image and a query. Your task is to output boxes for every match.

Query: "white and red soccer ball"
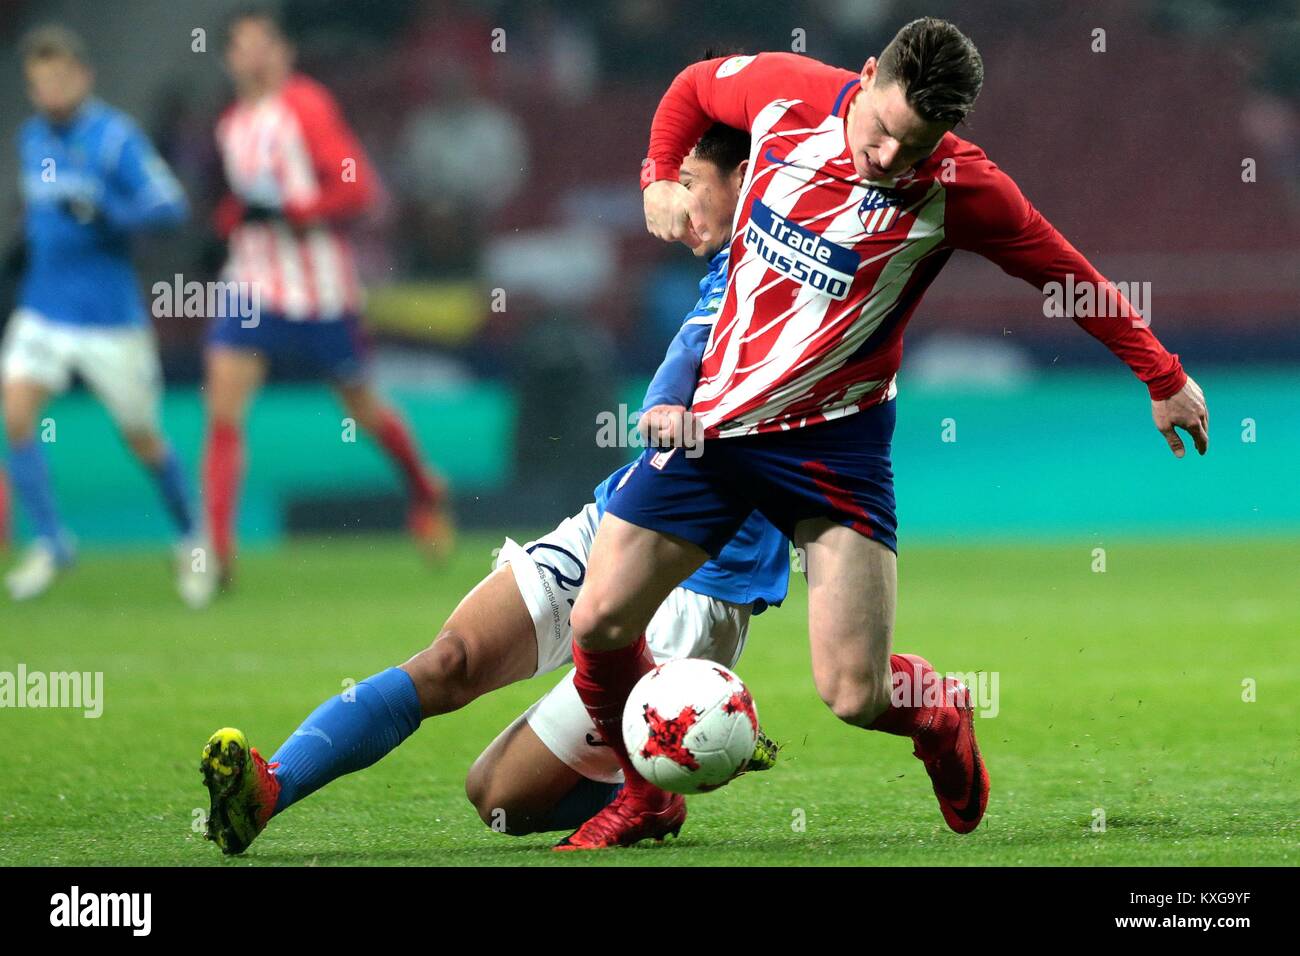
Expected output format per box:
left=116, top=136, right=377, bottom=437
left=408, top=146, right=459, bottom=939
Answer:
left=622, top=658, right=760, bottom=794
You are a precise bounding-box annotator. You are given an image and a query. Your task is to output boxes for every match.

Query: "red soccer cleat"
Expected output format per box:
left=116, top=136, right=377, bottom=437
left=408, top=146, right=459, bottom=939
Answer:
left=554, top=787, right=686, bottom=851
left=912, top=678, right=989, bottom=834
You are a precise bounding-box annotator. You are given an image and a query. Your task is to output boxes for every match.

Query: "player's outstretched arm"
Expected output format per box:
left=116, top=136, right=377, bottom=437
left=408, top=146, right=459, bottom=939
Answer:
left=946, top=157, right=1210, bottom=457
left=1152, top=375, right=1209, bottom=458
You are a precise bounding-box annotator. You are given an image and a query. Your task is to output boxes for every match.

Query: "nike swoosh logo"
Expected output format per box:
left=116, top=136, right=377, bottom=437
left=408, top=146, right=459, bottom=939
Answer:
left=950, top=713, right=985, bottom=824
left=763, top=147, right=799, bottom=169
left=293, top=726, right=333, bottom=747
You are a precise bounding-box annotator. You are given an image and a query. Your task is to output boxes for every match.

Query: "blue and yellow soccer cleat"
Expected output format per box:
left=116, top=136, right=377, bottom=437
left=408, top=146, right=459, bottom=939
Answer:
left=697, top=728, right=781, bottom=793
left=199, top=727, right=281, bottom=855
left=744, top=729, right=782, bottom=773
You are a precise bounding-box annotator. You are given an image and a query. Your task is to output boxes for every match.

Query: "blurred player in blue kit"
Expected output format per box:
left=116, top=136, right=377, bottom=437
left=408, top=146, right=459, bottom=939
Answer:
left=1, top=25, right=202, bottom=603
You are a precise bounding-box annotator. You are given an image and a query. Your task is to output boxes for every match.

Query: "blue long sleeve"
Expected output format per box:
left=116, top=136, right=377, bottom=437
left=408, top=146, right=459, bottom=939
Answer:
left=640, top=317, right=713, bottom=412
left=96, top=125, right=189, bottom=232
left=638, top=247, right=729, bottom=414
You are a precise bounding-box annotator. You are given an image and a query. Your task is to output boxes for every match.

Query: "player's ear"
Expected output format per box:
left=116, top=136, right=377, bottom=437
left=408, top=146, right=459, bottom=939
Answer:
left=730, top=159, right=749, bottom=193
left=860, top=56, right=877, bottom=84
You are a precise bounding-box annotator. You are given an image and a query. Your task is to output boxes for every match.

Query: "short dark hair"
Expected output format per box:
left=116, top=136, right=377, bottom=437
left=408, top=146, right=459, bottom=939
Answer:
left=693, top=122, right=750, bottom=172
left=21, top=24, right=89, bottom=66
left=877, top=18, right=983, bottom=125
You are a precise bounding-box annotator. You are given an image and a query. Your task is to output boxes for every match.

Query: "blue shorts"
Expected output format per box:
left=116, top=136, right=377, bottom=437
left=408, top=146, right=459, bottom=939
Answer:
left=207, top=311, right=369, bottom=383
left=606, top=398, right=898, bottom=557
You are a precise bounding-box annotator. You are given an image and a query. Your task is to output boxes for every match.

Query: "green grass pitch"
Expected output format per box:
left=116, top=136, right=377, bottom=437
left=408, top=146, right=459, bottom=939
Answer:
left=1, top=534, right=1295, bottom=866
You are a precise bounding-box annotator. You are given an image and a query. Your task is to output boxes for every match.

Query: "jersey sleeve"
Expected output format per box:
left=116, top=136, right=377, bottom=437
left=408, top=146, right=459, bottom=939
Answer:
left=642, top=53, right=854, bottom=187
left=639, top=261, right=729, bottom=412
left=98, top=119, right=189, bottom=232
left=944, top=157, right=1187, bottom=400
left=640, top=314, right=716, bottom=413
left=281, top=79, right=378, bottom=224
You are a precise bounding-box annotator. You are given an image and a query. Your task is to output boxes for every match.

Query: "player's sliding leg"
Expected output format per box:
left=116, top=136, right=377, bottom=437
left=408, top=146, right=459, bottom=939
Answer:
left=470, top=579, right=778, bottom=838
left=796, top=518, right=988, bottom=833
left=201, top=567, right=538, bottom=854
left=558, top=513, right=710, bottom=850
left=200, top=346, right=266, bottom=591
left=332, top=380, right=454, bottom=560
left=1, top=376, right=74, bottom=599
left=466, top=715, right=618, bottom=836
left=469, top=582, right=757, bottom=836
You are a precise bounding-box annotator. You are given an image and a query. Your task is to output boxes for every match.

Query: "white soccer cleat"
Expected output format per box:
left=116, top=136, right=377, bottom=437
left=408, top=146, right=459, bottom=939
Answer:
left=5, top=538, right=69, bottom=601
left=176, top=537, right=220, bottom=610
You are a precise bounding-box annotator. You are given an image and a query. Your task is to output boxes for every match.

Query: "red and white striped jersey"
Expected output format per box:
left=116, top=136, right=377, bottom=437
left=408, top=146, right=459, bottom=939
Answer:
left=643, top=53, right=1186, bottom=438
left=215, top=74, right=377, bottom=320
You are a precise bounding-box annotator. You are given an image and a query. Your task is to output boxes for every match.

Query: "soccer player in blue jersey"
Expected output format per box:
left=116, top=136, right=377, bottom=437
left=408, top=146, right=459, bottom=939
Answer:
left=1, top=26, right=200, bottom=603
left=198, top=124, right=783, bottom=852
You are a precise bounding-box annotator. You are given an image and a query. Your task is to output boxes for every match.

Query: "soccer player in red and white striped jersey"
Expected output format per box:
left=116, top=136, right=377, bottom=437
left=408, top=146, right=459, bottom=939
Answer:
left=197, top=8, right=452, bottom=602
left=558, top=19, right=1210, bottom=849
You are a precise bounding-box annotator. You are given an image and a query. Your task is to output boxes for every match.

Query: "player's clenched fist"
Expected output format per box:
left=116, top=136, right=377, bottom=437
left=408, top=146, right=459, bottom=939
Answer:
left=644, top=180, right=709, bottom=249
left=1151, top=375, right=1209, bottom=458
left=638, top=404, right=703, bottom=451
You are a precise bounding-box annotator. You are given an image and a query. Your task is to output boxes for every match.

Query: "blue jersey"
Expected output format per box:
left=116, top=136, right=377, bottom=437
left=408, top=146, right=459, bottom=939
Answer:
left=17, top=97, right=188, bottom=327
left=594, top=248, right=790, bottom=613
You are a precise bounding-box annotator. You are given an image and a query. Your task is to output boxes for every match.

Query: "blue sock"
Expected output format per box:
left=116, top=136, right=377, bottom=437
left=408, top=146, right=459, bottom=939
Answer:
left=534, top=780, right=623, bottom=833
left=7, top=439, right=68, bottom=560
left=270, top=667, right=422, bottom=814
left=148, top=444, right=195, bottom=537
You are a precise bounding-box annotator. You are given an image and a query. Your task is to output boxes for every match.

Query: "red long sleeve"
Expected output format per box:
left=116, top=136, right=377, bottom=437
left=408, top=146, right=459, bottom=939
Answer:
left=279, top=77, right=378, bottom=224
left=642, top=53, right=857, bottom=187
left=944, top=151, right=1186, bottom=400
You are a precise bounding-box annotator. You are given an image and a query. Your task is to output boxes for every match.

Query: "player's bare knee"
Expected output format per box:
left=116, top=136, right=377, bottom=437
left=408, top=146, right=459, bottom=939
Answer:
left=464, top=768, right=534, bottom=836
left=404, top=629, right=473, bottom=716
left=570, top=594, right=635, bottom=651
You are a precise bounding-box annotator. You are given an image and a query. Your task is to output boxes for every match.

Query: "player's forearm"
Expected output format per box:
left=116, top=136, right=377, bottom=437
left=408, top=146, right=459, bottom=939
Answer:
left=98, top=190, right=189, bottom=232
left=640, top=321, right=712, bottom=412
left=286, top=177, right=374, bottom=225
left=642, top=60, right=727, bottom=188
left=1050, top=252, right=1187, bottom=400
left=1075, top=308, right=1187, bottom=400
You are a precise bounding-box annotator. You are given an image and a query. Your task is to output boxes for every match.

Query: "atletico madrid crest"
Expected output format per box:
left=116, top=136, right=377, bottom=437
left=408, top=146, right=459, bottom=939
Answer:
left=858, top=187, right=902, bottom=234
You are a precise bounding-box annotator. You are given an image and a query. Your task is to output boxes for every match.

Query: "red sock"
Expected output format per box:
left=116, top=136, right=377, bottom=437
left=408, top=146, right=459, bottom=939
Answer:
left=868, top=653, right=960, bottom=748
left=373, top=409, right=440, bottom=506
left=203, top=421, right=243, bottom=566
left=572, top=634, right=658, bottom=798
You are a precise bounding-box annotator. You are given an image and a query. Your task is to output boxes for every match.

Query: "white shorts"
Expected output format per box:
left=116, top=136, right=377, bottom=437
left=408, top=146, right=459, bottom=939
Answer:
left=495, top=502, right=751, bottom=783
left=2, top=308, right=162, bottom=433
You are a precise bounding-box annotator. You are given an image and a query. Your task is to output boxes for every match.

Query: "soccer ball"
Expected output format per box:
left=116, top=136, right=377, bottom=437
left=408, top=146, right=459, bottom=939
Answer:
left=622, top=658, right=760, bottom=794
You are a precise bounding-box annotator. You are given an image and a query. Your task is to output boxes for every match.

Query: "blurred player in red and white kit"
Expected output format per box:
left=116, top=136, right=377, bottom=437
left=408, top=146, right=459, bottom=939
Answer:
left=558, top=19, right=1211, bottom=849
left=195, top=7, right=452, bottom=602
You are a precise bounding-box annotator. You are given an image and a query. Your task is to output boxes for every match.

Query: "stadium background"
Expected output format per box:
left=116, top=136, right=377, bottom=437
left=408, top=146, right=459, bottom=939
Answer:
left=0, top=0, right=1296, bottom=547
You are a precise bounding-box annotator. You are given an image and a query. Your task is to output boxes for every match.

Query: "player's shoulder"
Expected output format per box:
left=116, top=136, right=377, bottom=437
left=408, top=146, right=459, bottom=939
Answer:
left=692, top=249, right=729, bottom=315
left=924, top=132, right=1029, bottom=236
left=84, top=100, right=151, bottom=166
left=716, top=52, right=858, bottom=107
left=925, top=131, right=1005, bottom=184
left=17, top=114, right=45, bottom=143
left=280, top=73, right=344, bottom=118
